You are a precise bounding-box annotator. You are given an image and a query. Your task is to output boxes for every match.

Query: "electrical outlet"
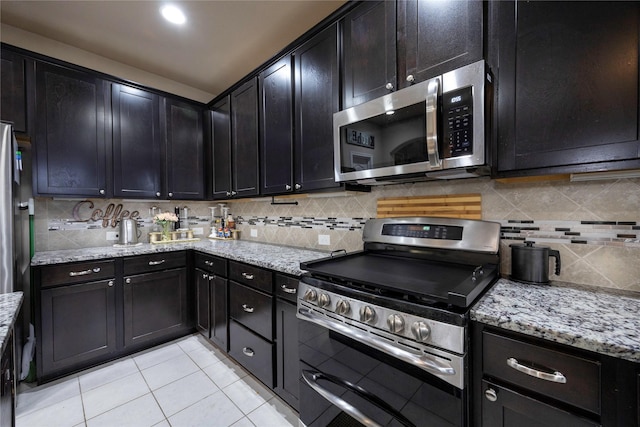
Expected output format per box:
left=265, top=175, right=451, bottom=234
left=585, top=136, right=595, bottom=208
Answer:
left=106, top=232, right=118, bottom=241
left=250, top=229, right=258, bottom=237
left=318, top=234, right=330, bottom=245
left=192, top=227, right=204, bottom=236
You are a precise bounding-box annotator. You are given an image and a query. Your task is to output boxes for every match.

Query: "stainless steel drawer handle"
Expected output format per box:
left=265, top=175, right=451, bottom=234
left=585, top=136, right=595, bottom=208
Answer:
left=69, top=268, right=99, bottom=277
left=242, top=304, right=254, bottom=313
left=242, top=347, right=255, bottom=357
left=148, top=260, right=166, bottom=266
left=280, top=284, right=297, bottom=294
left=506, top=357, right=567, bottom=384
left=242, top=273, right=254, bottom=280
left=204, top=260, right=214, bottom=267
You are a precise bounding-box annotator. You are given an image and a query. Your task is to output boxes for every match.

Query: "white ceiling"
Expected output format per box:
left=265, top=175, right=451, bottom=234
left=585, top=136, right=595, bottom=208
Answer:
left=0, top=0, right=347, bottom=103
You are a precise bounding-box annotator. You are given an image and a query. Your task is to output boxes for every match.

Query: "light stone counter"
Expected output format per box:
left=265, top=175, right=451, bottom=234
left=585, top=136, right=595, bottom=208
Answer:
left=31, top=240, right=330, bottom=277
left=0, top=292, right=23, bottom=355
left=471, top=278, right=640, bottom=363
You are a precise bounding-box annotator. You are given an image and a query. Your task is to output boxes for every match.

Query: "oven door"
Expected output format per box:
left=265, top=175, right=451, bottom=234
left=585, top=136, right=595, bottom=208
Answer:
left=298, top=313, right=466, bottom=427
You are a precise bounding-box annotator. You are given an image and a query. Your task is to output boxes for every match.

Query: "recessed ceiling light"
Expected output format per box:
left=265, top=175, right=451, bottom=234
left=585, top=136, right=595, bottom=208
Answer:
left=161, top=5, right=186, bottom=25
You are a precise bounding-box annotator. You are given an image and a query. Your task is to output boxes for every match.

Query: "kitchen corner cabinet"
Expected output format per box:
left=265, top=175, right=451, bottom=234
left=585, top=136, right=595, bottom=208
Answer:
left=164, top=98, right=205, bottom=200
left=472, top=322, right=639, bottom=427
left=36, top=260, right=117, bottom=382
left=274, top=274, right=300, bottom=410
left=112, top=83, right=162, bottom=199
left=34, top=61, right=110, bottom=197
left=342, top=0, right=483, bottom=108
left=0, top=330, right=15, bottom=427
left=194, top=252, right=228, bottom=351
left=1, top=48, right=28, bottom=134
left=493, top=1, right=640, bottom=176
left=210, top=78, right=260, bottom=200
left=260, top=24, right=340, bottom=195
left=123, top=252, right=190, bottom=348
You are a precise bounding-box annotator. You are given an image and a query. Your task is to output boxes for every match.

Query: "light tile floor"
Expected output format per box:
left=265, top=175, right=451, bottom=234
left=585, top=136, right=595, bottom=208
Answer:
left=16, top=334, right=299, bottom=427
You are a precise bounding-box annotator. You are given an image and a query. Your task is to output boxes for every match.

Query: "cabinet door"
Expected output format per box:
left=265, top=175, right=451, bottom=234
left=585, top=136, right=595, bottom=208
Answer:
left=275, top=298, right=299, bottom=411
left=210, top=276, right=228, bottom=352
left=195, top=268, right=210, bottom=337
left=260, top=57, right=294, bottom=195
left=231, top=78, right=260, bottom=198
left=112, top=84, right=162, bottom=198
left=342, top=0, right=396, bottom=108
left=1, top=49, right=27, bottom=133
left=398, top=0, right=483, bottom=89
left=210, top=96, right=232, bottom=199
left=34, top=62, right=108, bottom=197
left=123, top=268, right=188, bottom=347
left=294, top=23, right=340, bottom=192
left=496, top=1, right=640, bottom=174
left=0, top=331, right=14, bottom=427
left=164, top=98, right=204, bottom=200
left=40, top=279, right=116, bottom=378
left=482, top=381, right=599, bottom=427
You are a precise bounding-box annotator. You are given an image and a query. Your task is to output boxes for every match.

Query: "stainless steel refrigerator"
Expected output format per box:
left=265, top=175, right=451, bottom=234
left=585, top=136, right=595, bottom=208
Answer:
left=0, top=122, right=32, bottom=377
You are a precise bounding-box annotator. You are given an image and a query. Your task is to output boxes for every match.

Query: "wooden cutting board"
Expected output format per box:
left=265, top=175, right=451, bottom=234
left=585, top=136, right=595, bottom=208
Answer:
left=377, top=193, right=482, bottom=219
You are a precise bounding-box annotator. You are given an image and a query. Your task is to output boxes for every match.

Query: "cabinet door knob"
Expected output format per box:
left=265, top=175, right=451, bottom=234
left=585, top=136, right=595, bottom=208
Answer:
left=226, top=191, right=231, bottom=196
left=125, top=278, right=131, bottom=284
left=242, top=347, right=255, bottom=357
left=231, top=190, right=237, bottom=196
left=156, top=192, right=161, bottom=197
left=168, top=192, right=173, bottom=198
left=385, top=82, right=394, bottom=91
left=99, top=189, right=105, bottom=195
left=202, top=273, right=208, bottom=279
left=295, top=183, right=301, bottom=190
left=406, top=74, right=415, bottom=83
left=108, top=280, right=114, bottom=287
left=285, top=184, right=291, bottom=191
left=485, top=388, right=498, bottom=402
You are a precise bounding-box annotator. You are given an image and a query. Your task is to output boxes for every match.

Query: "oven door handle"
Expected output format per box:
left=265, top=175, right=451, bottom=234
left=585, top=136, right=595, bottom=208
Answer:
left=298, top=308, right=455, bottom=378
left=302, top=370, right=416, bottom=427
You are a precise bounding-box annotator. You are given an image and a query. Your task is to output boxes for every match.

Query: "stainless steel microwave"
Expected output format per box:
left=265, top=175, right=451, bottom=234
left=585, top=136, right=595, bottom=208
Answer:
left=333, top=60, right=491, bottom=184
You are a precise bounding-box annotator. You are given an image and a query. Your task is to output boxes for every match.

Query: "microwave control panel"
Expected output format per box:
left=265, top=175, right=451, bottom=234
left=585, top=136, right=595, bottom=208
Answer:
left=442, top=86, right=473, bottom=158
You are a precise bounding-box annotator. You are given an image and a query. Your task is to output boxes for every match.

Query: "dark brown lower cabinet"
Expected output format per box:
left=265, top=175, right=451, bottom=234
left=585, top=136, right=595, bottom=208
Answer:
left=40, top=279, right=117, bottom=380
left=228, top=320, right=274, bottom=388
left=195, top=269, right=210, bottom=336
left=195, top=268, right=228, bottom=351
left=123, top=268, right=188, bottom=348
left=0, top=331, right=15, bottom=427
left=482, top=380, right=599, bottom=427
left=275, top=297, right=299, bottom=410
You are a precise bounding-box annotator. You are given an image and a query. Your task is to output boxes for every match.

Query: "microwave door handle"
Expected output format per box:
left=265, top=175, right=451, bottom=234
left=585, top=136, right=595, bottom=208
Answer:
left=426, top=78, right=441, bottom=169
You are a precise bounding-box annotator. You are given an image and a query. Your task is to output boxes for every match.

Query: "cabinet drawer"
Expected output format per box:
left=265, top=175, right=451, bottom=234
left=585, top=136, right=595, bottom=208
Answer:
left=229, top=320, right=274, bottom=388
left=229, top=261, right=272, bottom=293
left=123, top=251, right=186, bottom=275
left=229, top=281, right=273, bottom=341
left=275, top=274, right=298, bottom=303
left=483, top=331, right=601, bottom=414
left=194, top=252, right=227, bottom=276
left=40, top=259, right=115, bottom=288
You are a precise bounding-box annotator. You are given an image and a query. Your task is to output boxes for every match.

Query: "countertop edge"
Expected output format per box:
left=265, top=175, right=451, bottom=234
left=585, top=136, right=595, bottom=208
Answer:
left=0, top=292, right=24, bottom=355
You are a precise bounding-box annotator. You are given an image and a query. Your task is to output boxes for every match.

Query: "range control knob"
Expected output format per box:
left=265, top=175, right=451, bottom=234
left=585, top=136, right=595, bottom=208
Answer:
left=411, top=321, right=431, bottom=342
left=303, top=289, right=317, bottom=303
left=335, top=300, right=350, bottom=315
left=318, top=293, right=332, bottom=308
left=387, top=314, right=405, bottom=334
left=359, top=306, right=376, bottom=324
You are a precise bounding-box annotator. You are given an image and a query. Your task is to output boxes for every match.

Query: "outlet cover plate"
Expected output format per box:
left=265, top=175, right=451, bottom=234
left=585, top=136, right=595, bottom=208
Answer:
left=106, top=231, right=118, bottom=241
left=318, top=234, right=330, bottom=245
left=250, top=229, right=258, bottom=237
left=192, top=227, right=204, bottom=236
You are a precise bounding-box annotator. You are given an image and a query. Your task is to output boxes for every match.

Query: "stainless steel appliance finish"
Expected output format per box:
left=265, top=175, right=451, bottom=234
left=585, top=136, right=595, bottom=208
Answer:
left=297, top=217, right=501, bottom=427
left=118, top=218, right=141, bottom=245
left=333, top=60, right=490, bottom=185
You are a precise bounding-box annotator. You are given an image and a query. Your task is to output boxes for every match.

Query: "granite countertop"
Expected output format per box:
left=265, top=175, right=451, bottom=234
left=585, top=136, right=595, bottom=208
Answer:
left=0, top=292, right=24, bottom=355
left=31, top=240, right=330, bottom=277
left=471, top=278, right=640, bottom=363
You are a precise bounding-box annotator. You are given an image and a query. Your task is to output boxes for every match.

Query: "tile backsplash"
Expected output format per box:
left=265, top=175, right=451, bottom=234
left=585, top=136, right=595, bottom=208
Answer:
left=36, top=176, right=640, bottom=292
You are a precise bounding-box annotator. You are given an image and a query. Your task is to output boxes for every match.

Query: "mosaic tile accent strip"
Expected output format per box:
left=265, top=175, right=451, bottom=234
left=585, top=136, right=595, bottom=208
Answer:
left=47, top=216, right=213, bottom=231
left=236, top=216, right=371, bottom=231
left=499, top=220, right=640, bottom=247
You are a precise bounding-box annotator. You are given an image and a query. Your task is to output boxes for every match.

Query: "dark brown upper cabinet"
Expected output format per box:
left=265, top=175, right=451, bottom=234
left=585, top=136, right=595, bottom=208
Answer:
left=164, top=98, right=204, bottom=200
left=34, top=62, right=110, bottom=197
left=260, top=24, right=340, bottom=195
left=342, top=0, right=483, bottom=108
left=210, top=78, right=260, bottom=200
left=112, top=83, right=162, bottom=199
left=493, top=1, right=640, bottom=176
left=1, top=48, right=28, bottom=134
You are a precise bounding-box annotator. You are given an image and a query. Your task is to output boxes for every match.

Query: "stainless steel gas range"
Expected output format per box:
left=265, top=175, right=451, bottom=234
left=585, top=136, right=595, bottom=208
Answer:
left=297, top=217, right=501, bottom=427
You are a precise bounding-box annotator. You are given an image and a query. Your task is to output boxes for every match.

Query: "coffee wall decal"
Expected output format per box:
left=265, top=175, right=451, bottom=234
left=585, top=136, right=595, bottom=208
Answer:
left=72, top=200, right=140, bottom=228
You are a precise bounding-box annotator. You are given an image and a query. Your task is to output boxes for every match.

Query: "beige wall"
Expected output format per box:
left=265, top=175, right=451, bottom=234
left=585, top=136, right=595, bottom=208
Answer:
left=36, top=176, right=640, bottom=293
